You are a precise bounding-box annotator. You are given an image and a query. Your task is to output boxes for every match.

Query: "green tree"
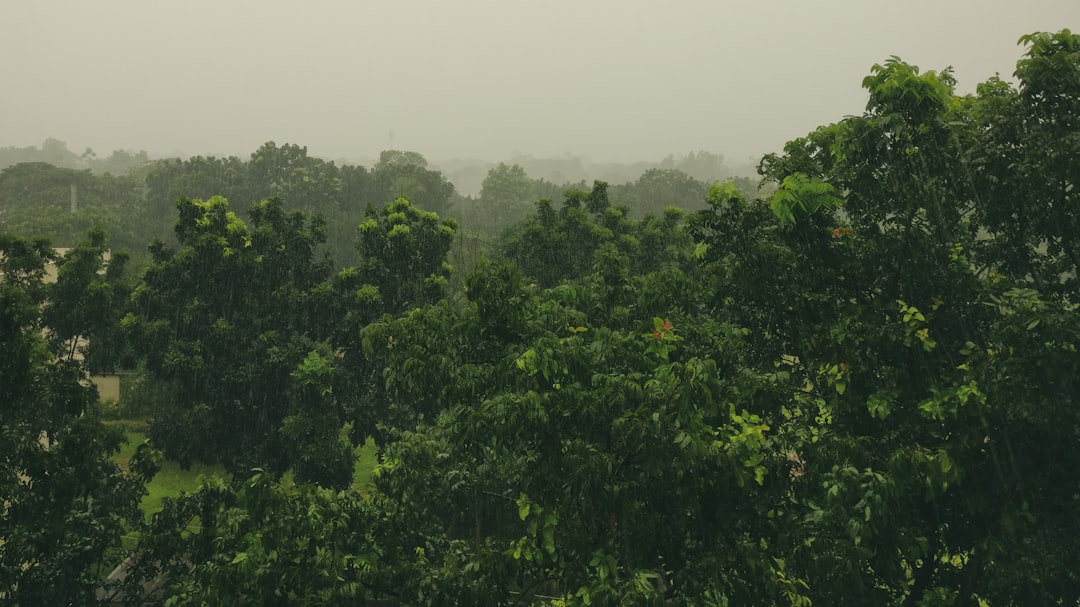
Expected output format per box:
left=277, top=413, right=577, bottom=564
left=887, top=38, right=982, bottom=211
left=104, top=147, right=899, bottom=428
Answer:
left=474, top=163, right=540, bottom=232
left=354, top=196, right=457, bottom=315
left=143, top=155, right=249, bottom=243
left=32, top=28, right=1080, bottom=607
left=129, top=196, right=355, bottom=487
left=0, top=161, right=146, bottom=257
left=40, top=137, right=81, bottom=168
left=247, top=141, right=342, bottom=216
left=0, top=233, right=154, bottom=604
left=144, top=143, right=362, bottom=265
left=88, top=148, right=152, bottom=177
left=374, top=149, right=429, bottom=171
left=744, top=31, right=1080, bottom=605
left=659, top=150, right=728, bottom=182
left=123, top=473, right=381, bottom=606
left=502, top=181, right=691, bottom=291
left=370, top=151, right=456, bottom=217
left=609, top=168, right=710, bottom=217
left=327, top=198, right=458, bottom=444
left=43, top=228, right=132, bottom=373
left=368, top=266, right=805, bottom=605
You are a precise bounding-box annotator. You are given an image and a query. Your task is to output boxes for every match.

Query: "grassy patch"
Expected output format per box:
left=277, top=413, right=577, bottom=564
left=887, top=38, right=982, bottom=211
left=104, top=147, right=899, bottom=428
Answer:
left=107, top=423, right=227, bottom=517
left=143, top=460, right=227, bottom=516
left=353, top=438, right=379, bottom=494
left=108, top=420, right=380, bottom=518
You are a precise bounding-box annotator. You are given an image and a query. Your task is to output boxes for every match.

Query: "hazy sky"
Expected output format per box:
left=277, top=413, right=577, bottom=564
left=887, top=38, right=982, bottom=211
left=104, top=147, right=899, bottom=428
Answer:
left=2, top=1, right=1077, bottom=164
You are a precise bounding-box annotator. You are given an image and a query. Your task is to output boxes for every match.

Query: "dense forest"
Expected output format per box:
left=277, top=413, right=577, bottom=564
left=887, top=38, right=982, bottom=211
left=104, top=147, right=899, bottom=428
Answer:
left=2, top=30, right=1079, bottom=606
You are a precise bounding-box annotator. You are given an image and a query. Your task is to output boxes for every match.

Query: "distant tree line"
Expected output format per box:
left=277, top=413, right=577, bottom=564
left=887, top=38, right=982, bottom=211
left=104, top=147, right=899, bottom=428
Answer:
left=2, top=140, right=756, bottom=267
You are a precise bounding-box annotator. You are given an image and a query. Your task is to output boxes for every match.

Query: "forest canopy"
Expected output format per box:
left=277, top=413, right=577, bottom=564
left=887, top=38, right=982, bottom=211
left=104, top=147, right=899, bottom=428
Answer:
left=2, top=30, right=1079, bottom=606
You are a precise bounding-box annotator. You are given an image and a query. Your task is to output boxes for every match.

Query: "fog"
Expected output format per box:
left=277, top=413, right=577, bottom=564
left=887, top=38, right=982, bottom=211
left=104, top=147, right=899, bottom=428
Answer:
left=2, top=0, right=1077, bottom=164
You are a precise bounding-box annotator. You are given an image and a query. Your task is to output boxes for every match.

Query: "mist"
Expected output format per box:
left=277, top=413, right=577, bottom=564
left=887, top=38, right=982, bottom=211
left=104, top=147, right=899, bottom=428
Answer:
left=2, top=0, right=1077, bottom=164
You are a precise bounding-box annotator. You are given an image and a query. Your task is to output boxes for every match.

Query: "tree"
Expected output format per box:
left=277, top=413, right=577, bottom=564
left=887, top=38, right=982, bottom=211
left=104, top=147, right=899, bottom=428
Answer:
left=30, top=28, right=1078, bottom=606
left=0, top=162, right=98, bottom=226
left=43, top=228, right=132, bottom=374
left=367, top=263, right=805, bottom=605
left=39, top=137, right=80, bottom=168
left=353, top=197, right=457, bottom=315
left=87, top=148, right=152, bottom=177
left=247, top=141, right=341, bottom=216
left=143, top=155, right=249, bottom=242
left=323, top=198, right=459, bottom=445
left=0, top=162, right=145, bottom=271
left=129, top=196, right=355, bottom=487
left=475, top=163, right=536, bottom=230
left=659, top=150, right=727, bottom=183
left=374, top=149, right=429, bottom=171
left=143, top=144, right=359, bottom=265
left=122, top=473, right=381, bottom=606
left=501, top=180, right=694, bottom=291
left=370, top=151, right=456, bottom=217
left=743, top=31, right=1080, bottom=605
left=609, top=168, right=710, bottom=217
left=0, top=233, right=153, bottom=604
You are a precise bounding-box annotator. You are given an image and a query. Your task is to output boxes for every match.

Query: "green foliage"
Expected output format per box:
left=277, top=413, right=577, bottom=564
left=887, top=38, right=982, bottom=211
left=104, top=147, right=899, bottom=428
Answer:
left=371, top=150, right=456, bottom=218
left=0, top=233, right=155, bottom=604
left=745, top=30, right=1080, bottom=605
left=1015, top=29, right=1080, bottom=121
left=0, top=161, right=146, bottom=253
left=502, top=181, right=691, bottom=290
left=373, top=300, right=804, bottom=605
left=0, top=138, right=82, bottom=169
left=862, top=57, right=956, bottom=124
left=128, top=196, right=355, bottom=486
left=6, top=28, right=1080, bottom=606
left=354, top=196, right=457, bottom=314
left=43, top=228, right=133, bottom=373
left=139, top=143, right=458, bottom=268
left=123, top=473, right=379, bottom=606
left=768, top=172, right=844, bottom=226
left=608, top=168, right=711, bottom=217
left=466, top=162, right=556, bottom=234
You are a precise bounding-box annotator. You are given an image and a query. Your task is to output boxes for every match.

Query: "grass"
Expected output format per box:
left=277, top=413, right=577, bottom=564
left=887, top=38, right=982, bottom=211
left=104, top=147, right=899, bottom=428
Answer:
left=108, top=424, right=228, bottom=518
left=101, top=417, right=381, bottom=565
left=107, top=420, right=380, bottom=519
left=353, top=437, right=379, bottom=492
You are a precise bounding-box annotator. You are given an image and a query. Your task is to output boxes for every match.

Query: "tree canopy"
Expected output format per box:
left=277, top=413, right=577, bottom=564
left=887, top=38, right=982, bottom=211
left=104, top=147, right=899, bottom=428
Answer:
left=3, top=28, right=1079, bottom=607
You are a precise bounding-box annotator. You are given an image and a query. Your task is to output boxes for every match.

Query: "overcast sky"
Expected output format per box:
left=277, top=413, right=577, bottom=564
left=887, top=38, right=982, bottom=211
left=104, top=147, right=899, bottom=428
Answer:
left=2, top=1, right=1077, bottom=164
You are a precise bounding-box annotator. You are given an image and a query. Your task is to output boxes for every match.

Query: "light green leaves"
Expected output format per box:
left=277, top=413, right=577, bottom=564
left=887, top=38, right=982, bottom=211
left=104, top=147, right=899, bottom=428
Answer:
left=692, top=241, right=710, bottom=260
left=769, top=172, right=844, bottom=226
left=897, top=299, right=936, bottom=351
left=866, top=391, right=894, bottom=420
left=511, top=492, right=558, bottom=562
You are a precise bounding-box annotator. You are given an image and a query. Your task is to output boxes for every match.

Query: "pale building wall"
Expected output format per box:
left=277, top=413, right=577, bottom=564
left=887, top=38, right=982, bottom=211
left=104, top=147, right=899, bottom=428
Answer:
left=92, top=375, right=122, bottom=403
left=42, top=247, right=70, bottom=283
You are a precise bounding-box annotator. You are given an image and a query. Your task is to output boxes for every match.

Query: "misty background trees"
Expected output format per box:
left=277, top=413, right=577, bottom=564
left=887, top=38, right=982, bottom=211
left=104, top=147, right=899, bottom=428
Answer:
left=3, top=29, right=1080, bottom=606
